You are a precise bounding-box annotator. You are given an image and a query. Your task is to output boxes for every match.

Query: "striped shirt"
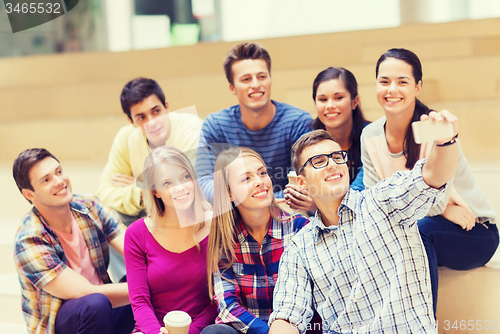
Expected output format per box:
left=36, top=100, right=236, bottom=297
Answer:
left=270, top=160, right=443, bottom=334
left=213, top=209, right=309, bottom=334
left=14, top=194, right=126, bottom=334
left=195, top=101, right=313, bottom=203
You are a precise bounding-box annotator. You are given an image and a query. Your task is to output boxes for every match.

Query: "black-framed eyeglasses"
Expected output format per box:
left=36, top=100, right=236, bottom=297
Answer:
left=298, top=150, right=348, bottom=175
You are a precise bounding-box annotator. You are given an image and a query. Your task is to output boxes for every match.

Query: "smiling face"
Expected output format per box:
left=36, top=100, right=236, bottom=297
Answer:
left=376, top=57, right=421, bottom=119
left=227, top=155, right=273, bottom=212
left=298, top=140, right=349, bottom=200
left=153, top=162, right=195, bottom=213
left=315, top=79, right=358, bottom=133
left=129, top=94, right=171, bottom=148
left=22, top=157, right=73, bottom=210
left=229, top=59, right=272, bottom=113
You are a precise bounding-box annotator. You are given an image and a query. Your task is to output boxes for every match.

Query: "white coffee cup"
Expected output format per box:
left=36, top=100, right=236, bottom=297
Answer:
left=287, top=170, right=298, bottom=186
left=163, top=311, right=192, bottom=334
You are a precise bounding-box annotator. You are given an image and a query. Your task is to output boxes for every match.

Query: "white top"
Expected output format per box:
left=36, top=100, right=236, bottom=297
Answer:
left=361, top=117, right=496, bottom=222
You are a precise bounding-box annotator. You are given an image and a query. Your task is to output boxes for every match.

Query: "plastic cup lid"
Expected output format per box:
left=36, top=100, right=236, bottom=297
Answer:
left=163, top=311, right=192, bottom=327
left=288, top=170, right=297, bottom=177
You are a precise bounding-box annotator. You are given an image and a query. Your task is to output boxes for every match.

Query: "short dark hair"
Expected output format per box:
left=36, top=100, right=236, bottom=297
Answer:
left=120, top=78, right=166, bottom=121
left=291, top=129, right=337, bottom=174
left=223, top=42, right=271, bottom=85
left=13, top=148, right=59, bottom=201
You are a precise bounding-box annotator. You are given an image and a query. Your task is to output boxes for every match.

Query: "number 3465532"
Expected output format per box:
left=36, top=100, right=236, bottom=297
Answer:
left=5, top=3, right=62, bottom=14
left=442, top=320, right=498, bottom=331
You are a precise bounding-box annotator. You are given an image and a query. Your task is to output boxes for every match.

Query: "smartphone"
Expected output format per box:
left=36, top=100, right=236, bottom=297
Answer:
left=412, top=119, right=454, bottom=144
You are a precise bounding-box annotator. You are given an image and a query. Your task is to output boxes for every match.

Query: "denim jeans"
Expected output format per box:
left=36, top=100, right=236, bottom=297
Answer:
left=201, top=324, right=239, bottom=334
left=55, top=293, right=135, bottom=334
left=418, top=216, right=499, bottom=315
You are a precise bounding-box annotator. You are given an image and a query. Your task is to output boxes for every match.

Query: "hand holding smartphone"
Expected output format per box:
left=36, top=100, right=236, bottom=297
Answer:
left=412, top=118, right=454, bottom=144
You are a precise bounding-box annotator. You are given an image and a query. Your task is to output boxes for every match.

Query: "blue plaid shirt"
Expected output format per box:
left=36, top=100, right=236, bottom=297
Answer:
left=270, top=160, right=444, bottom=334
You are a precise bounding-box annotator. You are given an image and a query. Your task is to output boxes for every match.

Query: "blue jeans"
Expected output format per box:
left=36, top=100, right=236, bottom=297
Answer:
left=55, top=293, right=135, bottom=334
left=418, top=216, right=499, bottom=315
left=201, top=324, right=239, bottom=334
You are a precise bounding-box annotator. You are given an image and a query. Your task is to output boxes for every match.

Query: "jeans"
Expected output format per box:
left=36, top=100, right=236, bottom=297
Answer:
left=418, top=216, right=499, bottom=315
left=201, top=324, right=239, bottom=334
left=55, top=293, right=135, bottom=334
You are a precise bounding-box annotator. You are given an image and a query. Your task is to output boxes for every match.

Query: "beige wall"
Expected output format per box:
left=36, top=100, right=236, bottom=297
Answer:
left=1, top=18, right=500, bottom=163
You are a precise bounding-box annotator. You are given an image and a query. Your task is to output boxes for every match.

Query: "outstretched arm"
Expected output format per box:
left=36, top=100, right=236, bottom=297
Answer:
left=421, top=110, right=459, bottom=189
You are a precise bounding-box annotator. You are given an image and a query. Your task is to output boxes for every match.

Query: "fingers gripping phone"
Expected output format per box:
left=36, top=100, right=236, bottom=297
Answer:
left=412, top=119, right=454, bottom=144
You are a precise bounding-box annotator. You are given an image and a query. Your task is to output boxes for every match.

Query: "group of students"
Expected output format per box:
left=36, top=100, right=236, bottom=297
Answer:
left=12, top=42, right=498, bottom=334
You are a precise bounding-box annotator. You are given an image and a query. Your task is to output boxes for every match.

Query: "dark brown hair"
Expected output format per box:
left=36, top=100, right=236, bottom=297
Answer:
left=312, top=67, right=369, bottom=182
left=376, top=48, right=432, bottom=169
left=120, top=77, right=166, bottom=121
left=13, top=148, right=59, bottom=202
left=223, top=42, right=271, bottom=85
left=291, top=129, right=337, bottom=175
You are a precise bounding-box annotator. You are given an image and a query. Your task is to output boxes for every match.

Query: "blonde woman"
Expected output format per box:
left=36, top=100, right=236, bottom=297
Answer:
left=201, top=147, right=310, bottom=334
left=124, top=146, right=217, bottom=334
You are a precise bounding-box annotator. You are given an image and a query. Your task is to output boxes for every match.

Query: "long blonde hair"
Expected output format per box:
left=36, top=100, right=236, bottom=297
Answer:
left=141, top=146, right=210, bottom=239
left=207, top=147, right=287, bottom=299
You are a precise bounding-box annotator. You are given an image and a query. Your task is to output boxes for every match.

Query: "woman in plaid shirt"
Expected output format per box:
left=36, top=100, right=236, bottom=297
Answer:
left=203, top=147, right=309, bottom=334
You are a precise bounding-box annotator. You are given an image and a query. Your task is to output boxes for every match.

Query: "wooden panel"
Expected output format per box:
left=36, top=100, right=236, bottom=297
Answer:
left=437, top=266, right=500, bottom=334
left=361, top=38, right=473, bottom=64
left=0, top=117, right=127, bottom=163
left=1, top=18, right=498, bottom=91
left=473, top=36, right=500, bottom=56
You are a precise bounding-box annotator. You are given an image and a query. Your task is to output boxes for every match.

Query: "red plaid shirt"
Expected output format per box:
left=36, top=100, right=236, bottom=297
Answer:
left=213, top=208, right=309, bottom=334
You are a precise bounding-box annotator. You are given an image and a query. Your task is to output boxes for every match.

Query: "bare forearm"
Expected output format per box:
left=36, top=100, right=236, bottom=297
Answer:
left=94, top=282, right=130, bottom=308
left=43, top=268, right=129, bottom=308
left=421, top=110, right=459, bottom=189
left=270, top=320, right=299, bottom=334
left=422, top=143, right=459, bottom=189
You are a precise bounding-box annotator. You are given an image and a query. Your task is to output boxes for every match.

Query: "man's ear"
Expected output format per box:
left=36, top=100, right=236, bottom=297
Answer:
left=297, top=174, right=308, bottom=190
left=127, top=116, right=133, bottom=125
left=22, top=189, right=35, bottom=203
left=164, top=100, right=169, bottom=111
left=229, top=83, right=236, bottom=96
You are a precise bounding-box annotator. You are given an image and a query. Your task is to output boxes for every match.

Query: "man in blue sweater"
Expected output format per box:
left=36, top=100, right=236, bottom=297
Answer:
left=196, top=42, right=313, bottom=203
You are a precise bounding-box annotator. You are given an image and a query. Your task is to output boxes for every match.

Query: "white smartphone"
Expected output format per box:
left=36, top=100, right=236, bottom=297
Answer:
left=412, top=119, right=454, bottom=144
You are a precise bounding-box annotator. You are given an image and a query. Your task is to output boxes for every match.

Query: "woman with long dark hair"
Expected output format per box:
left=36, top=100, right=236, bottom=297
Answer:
left=285, top=67, right=369, bottom=211
left=361, top=48, right=498, bottom=315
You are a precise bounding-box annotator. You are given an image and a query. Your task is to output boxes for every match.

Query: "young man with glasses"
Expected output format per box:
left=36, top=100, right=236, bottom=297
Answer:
left=269, top=110, right=460, bottom=334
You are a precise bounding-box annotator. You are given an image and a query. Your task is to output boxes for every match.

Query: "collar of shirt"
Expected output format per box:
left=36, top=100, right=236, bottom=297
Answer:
left=32, top=199, right=90, bottom=234
left=311, top=188, right=359, bottom=244
left=235, top=215, right=284, bottom=245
